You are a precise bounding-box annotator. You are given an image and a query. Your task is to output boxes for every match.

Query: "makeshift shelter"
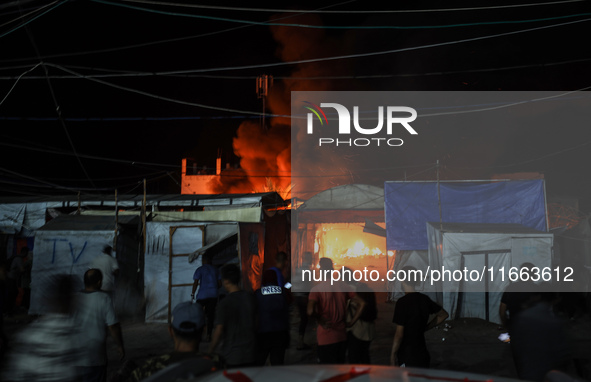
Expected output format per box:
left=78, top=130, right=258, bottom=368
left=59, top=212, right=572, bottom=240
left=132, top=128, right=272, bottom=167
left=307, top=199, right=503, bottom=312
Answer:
left=425, top=222, right=553, bottom=324
left=30, top=215, right=139, bottom=316
left=144, top=195, right=290, bottom=323
left=292, top=184, right=387, bottom=291
left=384, top=179, right=550, bottom=300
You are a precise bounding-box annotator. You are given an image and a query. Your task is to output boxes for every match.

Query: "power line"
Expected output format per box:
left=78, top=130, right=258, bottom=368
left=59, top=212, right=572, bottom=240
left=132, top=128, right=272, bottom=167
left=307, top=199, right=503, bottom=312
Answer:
left=4, top=56, right=591, bottom=80
left=92, top=0, right=591, bottom=30
left=0, top=0, right=67, bottom=39
left=113, top=0, right=586, bottom=13
left=0, top=141, right=180, bottom=169
left=0, top=62, right=41, bottom=106
left=0, top=1, right=58, bottom=29
left=42, top=17, right=591, bottom=76
left=43, top=62, right=273, bottom=116
left=0, top=0, right=354, bottom=63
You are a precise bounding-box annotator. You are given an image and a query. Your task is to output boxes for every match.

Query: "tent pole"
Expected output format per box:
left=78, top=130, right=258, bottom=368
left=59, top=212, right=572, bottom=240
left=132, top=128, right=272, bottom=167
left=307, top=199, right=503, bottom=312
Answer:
left=114, top=189, right=118, bottom=250
left=437, top=160, right=443, bottom=229
left=543, top=179, right=550, bottom=232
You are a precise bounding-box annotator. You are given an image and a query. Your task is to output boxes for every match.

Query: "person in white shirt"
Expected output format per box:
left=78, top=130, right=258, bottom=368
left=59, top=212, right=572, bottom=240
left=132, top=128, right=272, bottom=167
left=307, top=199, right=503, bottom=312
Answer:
left=89, top=245, right=119, bottom=294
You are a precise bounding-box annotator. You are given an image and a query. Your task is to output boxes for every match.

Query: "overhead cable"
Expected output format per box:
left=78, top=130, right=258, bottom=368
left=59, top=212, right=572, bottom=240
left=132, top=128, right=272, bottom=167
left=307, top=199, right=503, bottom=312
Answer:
left=0, top=0, right=68, bottom=39
left=3, top=56, right=591, bottom=80
left=91, top=0, right=591, bottom=30
left=114, top=0, right=586, bottom=13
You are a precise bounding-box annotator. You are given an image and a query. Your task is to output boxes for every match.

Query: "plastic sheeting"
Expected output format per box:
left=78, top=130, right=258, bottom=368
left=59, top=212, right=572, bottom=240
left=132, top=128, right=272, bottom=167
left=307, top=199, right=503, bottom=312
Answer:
left=0, top=202, right=54, bottom=236
left=426, top=222, right=553, bottom=324
left=144, top=221, right=240, bottom=323
left=384, top=180, right=547, bottom=251
left=144, top=221, right=205, bottom=322
left=31, top=229, right=114, bottom=315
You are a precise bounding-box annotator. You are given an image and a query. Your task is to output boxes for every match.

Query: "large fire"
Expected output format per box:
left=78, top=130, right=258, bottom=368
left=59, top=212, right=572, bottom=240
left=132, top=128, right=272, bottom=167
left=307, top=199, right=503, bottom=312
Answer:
left=313, top=223, right=388, bottom=270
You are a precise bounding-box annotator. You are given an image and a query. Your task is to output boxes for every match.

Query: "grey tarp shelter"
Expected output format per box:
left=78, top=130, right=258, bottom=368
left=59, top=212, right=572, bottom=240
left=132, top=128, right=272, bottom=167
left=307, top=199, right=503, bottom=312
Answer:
left=30, top=214, right=139, bottom=316
left=425, top=222, right=553, bottom=324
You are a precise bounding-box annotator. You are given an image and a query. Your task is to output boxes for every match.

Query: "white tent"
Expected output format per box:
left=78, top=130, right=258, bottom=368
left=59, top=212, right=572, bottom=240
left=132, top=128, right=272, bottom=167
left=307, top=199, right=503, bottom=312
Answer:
left=425, top=222, right=553, bottom=324
left=143, top=221, right=238, bottom=323
left=30, top=215, right=126, bottom=315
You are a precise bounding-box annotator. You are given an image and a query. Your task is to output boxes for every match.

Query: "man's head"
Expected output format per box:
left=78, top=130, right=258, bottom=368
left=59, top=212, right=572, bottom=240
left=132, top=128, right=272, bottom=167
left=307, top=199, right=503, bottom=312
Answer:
left=169, top=301, right=206, bottom=348
left=220, top=263, right=241, bottom=288
left=517, top=262, right=536, bottom=281
left=262, top=269, right=279, bottom=287
left=275, top=251, right=287, bottom=269
left=319, top=257, right=333, bottom=271
left=400, top=265, right=420, bottom=292
left=84, top=268, right=103, bottom=290
left=102, top=245, right=113, bottom=256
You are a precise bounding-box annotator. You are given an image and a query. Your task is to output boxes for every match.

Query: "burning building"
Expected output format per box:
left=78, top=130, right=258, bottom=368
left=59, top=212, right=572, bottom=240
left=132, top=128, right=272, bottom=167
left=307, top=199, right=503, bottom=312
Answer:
left=292, top=184, right=389, bottom=291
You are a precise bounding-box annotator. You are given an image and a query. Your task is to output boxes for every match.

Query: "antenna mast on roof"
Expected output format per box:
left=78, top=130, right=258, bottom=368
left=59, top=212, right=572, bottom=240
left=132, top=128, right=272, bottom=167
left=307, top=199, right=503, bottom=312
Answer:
left=256, top=75, right=273, bottom=131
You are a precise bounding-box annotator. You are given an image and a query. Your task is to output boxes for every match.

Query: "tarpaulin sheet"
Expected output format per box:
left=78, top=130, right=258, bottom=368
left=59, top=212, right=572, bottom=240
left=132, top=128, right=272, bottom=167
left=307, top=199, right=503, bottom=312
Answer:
left=144, top=221, right=204, bottom=323
left=385, top=180, right=547, bottom=250
left=31, top=229, right=114, bottom=315
left=426, top=222, right=553, bottom=324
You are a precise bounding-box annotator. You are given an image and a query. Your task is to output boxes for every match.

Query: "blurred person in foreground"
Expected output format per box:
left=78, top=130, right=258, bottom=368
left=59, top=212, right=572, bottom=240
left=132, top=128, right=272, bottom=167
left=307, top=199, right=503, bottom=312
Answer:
left=254, top=269, right=291, bottom=366
left=390, top=265, right=448, bottom=368
left=112, top=301, right=221, bottom=382
left=1, top=274, right=80, bottom=381
left=208, top=263, right=257, bottom=368
left=75, top=268, right=125, bottom=382
left=5, top=247, right=28, bottom=314
left=307, top=258, right=366, bottom=364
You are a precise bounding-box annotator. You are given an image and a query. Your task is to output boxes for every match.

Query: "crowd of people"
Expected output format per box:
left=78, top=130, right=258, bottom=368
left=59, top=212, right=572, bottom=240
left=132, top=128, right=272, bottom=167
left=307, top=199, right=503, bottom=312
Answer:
left=0, top=247, right=585, bottom=382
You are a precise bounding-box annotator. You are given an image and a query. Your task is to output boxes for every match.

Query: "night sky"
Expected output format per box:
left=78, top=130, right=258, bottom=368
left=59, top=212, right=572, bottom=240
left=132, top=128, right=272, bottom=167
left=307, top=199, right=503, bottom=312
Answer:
left=1, top=0, right=591, bottom=207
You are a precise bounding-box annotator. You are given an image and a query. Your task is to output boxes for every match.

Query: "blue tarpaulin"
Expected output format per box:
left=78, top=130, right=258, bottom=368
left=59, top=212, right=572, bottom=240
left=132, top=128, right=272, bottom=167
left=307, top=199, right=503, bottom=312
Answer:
left=384, top=180, right=547, bottom=250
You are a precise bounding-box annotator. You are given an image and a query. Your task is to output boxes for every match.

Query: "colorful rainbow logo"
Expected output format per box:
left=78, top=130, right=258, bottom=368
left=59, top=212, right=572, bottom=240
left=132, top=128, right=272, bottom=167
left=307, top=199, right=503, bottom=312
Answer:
left=303, top=101, right=328, bottom=125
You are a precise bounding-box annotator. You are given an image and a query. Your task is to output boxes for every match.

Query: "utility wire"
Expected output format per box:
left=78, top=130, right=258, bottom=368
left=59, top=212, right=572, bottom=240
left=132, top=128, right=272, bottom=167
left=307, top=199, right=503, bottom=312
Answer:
left=0, top=1, right=58, bottom=29
left=0, top=141, right=180, bottom=169
left=17, top=6, right=98, bottom=189
left=114, top=0, right=586, bottom=13
left=0, top=0, right=67, bottom=39
left=92, top=0, right=591, bottom=30
left=0, top=62, right=41, bottom=106
left=0, top=0, right=354, bottom=63
left=37, top=17, right=591, bottom=76
left=4, top=56, right=591, bottom=80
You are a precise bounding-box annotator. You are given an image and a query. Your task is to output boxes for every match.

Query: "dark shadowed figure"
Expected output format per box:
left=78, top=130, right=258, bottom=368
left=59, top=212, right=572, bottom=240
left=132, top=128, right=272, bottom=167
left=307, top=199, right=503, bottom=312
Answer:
left=207, top=263, right=257, bottom=368
left=254, top=269, right=291, bottom=366
left=390, top=266, right=448, bottom=368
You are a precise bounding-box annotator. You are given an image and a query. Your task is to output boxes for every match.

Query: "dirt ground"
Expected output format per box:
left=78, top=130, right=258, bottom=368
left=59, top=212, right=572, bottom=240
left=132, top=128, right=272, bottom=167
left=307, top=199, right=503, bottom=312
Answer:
left=3, top=295, right=590, bottom=381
